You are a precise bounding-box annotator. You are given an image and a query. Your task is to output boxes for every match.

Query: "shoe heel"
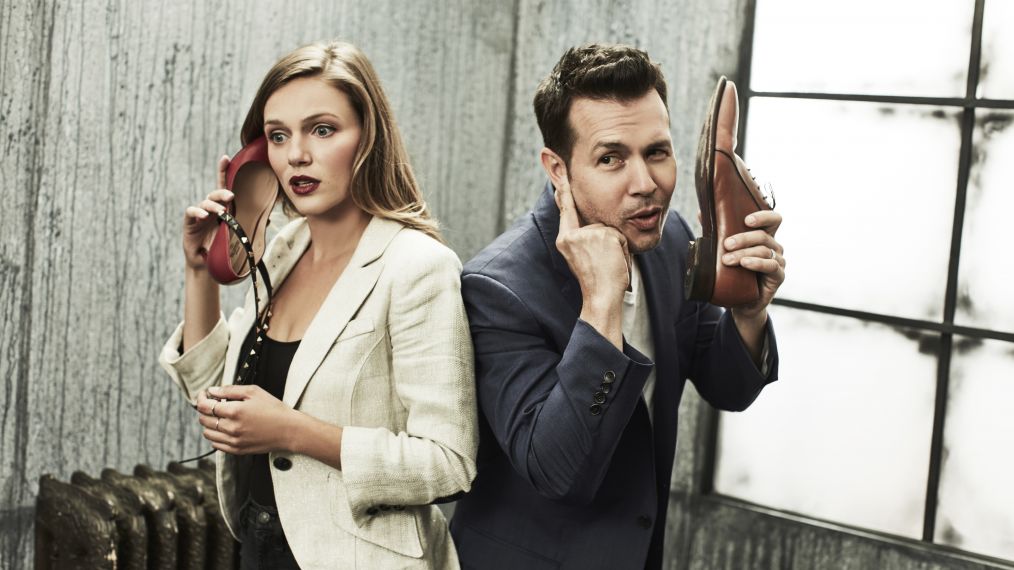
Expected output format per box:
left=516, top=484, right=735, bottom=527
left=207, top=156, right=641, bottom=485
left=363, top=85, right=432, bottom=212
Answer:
left=684, top=236, right=715, bottom=301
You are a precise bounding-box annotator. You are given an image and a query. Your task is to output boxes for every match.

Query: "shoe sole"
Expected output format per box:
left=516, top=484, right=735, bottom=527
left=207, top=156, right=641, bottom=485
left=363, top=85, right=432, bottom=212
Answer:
left=685, top=76, right=726, bottom=302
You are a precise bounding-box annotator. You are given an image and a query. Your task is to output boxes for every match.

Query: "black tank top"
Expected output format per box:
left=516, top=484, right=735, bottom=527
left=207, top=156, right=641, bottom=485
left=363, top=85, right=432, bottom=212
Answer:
left=235, top=325, right=300, bottom=507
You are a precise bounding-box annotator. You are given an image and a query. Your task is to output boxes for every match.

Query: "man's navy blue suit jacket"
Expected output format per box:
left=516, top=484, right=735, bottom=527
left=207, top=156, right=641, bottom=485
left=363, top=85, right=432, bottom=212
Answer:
left=451, top=184, right=779, bottom=570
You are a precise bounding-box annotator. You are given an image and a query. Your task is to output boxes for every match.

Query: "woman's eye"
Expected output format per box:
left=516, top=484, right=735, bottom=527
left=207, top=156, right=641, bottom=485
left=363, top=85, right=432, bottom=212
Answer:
left=313, top=125, right=336, bottom=137
left=268, top=132, right=286, bottom=144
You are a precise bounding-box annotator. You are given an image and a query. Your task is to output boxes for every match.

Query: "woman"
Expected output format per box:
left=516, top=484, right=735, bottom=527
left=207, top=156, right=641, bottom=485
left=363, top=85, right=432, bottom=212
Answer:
left=159, top=41, right=477, bottom=569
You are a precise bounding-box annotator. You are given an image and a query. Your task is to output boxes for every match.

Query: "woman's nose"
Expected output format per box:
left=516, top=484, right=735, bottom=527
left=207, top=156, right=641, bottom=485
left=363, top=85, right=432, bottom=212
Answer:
left=288, top=137, right=311, bottom=166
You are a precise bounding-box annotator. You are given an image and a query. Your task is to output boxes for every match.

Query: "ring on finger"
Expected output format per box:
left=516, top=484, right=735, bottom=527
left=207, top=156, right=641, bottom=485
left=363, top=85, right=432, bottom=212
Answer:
left=215, top=418, right=220, bottom=431
left=770, top=248, right=777, bottom=260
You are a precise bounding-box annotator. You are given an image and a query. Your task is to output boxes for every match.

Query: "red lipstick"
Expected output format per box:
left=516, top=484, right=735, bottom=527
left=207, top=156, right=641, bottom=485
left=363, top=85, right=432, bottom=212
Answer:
left=289, top=175, right=320, bottom=196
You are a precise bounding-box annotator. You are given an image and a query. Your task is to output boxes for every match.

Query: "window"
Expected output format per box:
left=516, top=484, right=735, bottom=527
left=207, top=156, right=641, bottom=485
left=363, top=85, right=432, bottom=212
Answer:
left=710, top=0, right=1014, bottom=563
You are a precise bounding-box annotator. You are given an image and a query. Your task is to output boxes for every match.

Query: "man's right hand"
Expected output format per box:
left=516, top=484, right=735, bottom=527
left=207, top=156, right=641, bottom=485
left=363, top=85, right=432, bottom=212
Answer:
left=554, top=177, right=628, bottom=349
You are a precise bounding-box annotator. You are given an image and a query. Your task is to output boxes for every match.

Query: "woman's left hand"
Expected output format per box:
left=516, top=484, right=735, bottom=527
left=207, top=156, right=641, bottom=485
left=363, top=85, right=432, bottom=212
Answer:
left=195, top=386, right=297, bottom=455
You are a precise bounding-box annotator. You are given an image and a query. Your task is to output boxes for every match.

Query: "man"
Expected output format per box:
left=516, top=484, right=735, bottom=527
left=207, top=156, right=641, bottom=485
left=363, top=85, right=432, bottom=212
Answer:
left=450, top=44, right=785, bottom=569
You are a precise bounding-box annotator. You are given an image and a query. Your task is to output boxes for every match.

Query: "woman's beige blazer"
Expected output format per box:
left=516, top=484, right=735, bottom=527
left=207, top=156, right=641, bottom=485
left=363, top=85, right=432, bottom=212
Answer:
left=159, top=216, right=478, bottom=569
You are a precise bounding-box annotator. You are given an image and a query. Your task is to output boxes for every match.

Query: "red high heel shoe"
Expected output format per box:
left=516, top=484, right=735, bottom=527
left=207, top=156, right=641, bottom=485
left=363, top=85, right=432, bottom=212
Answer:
left=685, top=76, right=774, bottom=307
left=206, top=136, right=279, bottom=288
left=178, top=138, right=279, bottom=468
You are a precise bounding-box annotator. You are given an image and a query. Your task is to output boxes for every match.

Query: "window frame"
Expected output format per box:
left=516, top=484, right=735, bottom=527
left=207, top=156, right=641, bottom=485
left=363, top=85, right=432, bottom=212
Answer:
left=700, top=0, right=1014, bottom=565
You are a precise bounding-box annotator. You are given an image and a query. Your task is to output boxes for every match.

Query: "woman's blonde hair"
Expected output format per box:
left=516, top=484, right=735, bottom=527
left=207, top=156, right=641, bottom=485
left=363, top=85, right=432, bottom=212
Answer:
left=240, top=41, right=442, bottom=242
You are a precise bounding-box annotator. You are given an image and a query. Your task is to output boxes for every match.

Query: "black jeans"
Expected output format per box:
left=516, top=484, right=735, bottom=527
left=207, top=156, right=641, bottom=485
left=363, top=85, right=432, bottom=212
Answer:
left=238, top=497, right=301, bottom=569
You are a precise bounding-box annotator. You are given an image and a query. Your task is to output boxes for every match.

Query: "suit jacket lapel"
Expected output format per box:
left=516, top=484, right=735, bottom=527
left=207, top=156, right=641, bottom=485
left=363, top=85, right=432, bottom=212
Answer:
left=636, top=240, right=681, bottom=487
left=282, top=216, right=404, bottom=407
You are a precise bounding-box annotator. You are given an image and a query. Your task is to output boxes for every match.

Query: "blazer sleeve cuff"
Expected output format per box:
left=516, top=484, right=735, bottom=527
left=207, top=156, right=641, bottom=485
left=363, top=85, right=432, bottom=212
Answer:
left=719, top=310, right=779, bottom=385
left=340, top=426, right=477, bottom=522
left=340, top=426, right=392, bottom=524
left=158, top=315, right=229, bottom=402
left=557, top=319, right=654, bottom=424
left=339, top=426, right=453, bottom=525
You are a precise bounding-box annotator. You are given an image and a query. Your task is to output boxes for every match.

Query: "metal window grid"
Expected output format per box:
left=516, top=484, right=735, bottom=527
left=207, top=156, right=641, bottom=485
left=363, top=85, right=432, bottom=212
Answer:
left=704, top=0, right=1013, bottom=554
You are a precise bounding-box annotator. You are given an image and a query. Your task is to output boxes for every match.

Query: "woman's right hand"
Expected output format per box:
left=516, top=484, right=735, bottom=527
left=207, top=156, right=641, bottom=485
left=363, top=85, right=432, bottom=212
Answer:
left=182, top=155, right=234, bottom=270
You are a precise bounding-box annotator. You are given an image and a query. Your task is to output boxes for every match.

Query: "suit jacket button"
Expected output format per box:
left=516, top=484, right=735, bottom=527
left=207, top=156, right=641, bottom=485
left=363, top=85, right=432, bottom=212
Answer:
left=589, top=403, right=602, bottom=415
left=637, top=515, right=652, bottom=529
left=272, top=457, right=292, bottom=471
left=366, top=507, right=380, bottom=516
left=593, top=391, right=606, bottom=404
left=603, top=370, right=616, bottom=383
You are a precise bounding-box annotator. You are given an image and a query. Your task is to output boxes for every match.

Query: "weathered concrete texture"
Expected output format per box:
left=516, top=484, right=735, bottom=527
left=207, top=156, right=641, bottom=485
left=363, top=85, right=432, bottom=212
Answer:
left=347, top=0, right=518, bottom=259
left=1, top=0, right=56, bottom=567
left=668, top=496, right=1012, bottom=570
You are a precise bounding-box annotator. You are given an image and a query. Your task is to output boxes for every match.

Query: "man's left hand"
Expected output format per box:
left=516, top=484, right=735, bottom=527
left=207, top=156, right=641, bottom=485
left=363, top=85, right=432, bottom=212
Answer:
left=722, top=210, right=785, bottom=321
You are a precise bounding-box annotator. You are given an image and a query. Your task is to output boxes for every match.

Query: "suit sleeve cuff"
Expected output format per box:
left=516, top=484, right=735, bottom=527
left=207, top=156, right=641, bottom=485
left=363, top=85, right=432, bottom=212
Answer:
left=558, top=319, right=654, bottom=421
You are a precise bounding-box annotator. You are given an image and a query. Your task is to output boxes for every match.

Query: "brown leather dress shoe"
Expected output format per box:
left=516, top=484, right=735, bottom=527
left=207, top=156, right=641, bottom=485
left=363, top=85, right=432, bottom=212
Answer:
left=685, top=76, right=774, bottom=307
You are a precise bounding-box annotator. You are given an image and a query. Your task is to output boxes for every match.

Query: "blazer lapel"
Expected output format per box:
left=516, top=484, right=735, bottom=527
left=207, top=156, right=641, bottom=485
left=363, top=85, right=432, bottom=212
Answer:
left=223, top=219, right=311, bottom=387
left=282, top=216, right=404, bottom=407
left=636, top=238, right=682, bottom=488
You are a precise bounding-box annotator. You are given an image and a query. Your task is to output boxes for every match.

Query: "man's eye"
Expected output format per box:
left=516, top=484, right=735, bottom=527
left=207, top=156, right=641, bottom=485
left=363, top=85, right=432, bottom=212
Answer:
left=600, top=155, right=617, bottom=165
left=313, top=125, right=336, bottom=137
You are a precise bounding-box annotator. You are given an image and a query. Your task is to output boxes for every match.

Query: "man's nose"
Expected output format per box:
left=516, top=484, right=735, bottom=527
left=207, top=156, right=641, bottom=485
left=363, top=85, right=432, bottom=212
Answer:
left=628, top=158, right=656, bottom=195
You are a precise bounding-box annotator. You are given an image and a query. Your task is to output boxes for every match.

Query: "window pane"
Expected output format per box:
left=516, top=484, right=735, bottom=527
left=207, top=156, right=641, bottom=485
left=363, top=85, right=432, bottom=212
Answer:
left=743, top=98, right=960, bottom=320
left=935, top=337, right=1014, bottom=560
left=751, top=0, right=973, bottom=96
left=978, top=0, right=1014, bottom=99
left=955, top=110, right=1014, bottom=333
left=714, top=306, right=936, bottom=539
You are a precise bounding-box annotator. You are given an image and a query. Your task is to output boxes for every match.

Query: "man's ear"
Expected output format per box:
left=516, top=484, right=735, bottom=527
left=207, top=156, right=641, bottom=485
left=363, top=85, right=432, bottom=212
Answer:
left=540, top=148, right=568, bottom=189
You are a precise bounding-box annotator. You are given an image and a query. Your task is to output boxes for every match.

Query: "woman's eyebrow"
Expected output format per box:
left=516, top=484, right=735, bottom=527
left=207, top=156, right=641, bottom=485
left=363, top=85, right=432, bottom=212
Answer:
left=263, top=112, right=341, bottom=129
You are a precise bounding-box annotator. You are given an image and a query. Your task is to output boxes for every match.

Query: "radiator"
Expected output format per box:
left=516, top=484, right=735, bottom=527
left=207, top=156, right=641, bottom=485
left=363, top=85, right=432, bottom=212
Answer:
left=35, top=460, right=237, bottom=570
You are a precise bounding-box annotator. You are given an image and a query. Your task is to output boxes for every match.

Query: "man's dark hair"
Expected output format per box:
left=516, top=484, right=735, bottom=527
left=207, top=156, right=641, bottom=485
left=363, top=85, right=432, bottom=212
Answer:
left=534, top=44, right=669, bottom=165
